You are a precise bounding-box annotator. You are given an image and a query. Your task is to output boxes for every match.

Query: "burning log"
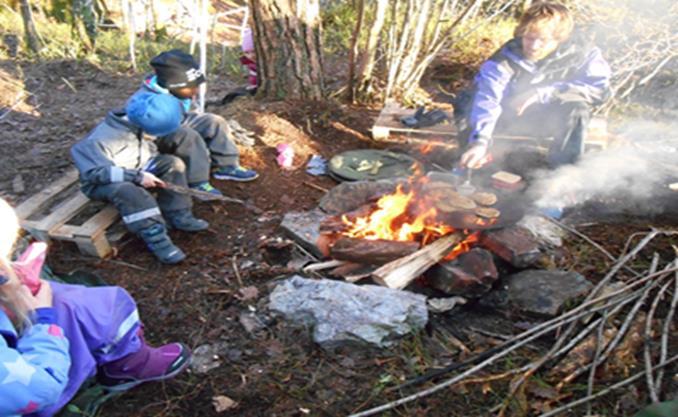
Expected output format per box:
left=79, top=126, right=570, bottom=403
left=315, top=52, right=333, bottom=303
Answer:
left=320, top=204, right=375, bottom=234
left=330, top=237, right=420, bottom=264
left=372, top=232, right=465, bottom=290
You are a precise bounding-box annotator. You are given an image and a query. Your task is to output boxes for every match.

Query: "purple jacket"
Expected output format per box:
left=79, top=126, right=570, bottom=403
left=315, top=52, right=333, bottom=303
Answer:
left=467, top=35, right=611, bottom=144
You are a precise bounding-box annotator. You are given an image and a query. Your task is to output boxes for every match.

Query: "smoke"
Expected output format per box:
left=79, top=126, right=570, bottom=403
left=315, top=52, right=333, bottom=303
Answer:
left=527, top=120, right=678, bottom=212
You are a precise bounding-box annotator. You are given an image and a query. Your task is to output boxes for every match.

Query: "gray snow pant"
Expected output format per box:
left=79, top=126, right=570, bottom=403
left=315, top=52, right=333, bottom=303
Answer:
left=83, top=155, right=192, bottom=233
left=155, top=112, right=240, bottom=184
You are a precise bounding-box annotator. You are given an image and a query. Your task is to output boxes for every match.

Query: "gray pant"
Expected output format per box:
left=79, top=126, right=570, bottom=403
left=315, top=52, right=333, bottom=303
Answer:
left=83, top=155, right=192, bottom=233
left=156, top=112, right=240, bottom=184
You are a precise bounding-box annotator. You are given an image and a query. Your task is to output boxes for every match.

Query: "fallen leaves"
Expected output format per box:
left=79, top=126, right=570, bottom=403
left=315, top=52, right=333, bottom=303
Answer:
left=212, top=395, right=238, bottom=413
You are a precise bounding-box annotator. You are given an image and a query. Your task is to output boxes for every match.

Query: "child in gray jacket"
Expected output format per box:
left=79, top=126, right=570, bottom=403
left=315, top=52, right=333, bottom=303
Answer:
left=71, top=93, right=207, bottom=264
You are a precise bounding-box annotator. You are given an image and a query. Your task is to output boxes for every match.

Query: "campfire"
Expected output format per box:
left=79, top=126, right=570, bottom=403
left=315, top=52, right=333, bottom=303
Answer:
left=307, top=174, right=531, bottom=294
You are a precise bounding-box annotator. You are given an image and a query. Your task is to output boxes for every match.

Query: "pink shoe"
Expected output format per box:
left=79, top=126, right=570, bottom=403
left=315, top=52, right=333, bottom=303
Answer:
left=100, top=342, right=191, bottom=391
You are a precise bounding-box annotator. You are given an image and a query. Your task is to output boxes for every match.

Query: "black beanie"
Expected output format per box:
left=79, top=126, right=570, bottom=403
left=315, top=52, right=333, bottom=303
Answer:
left=150, top=49, right=206, bottom=89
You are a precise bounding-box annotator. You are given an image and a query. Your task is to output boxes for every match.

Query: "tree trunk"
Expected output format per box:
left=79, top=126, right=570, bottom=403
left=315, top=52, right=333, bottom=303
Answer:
left=249, top=0, right=324, bottom=100
left=346, top=0, right=365, bottom=103
left=354, top=0, right=388, bottom=100
left=19, top=0, right=42, bottom=53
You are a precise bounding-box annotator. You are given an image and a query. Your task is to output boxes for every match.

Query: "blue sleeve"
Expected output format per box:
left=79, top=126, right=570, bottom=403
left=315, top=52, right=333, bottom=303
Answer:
left=0, top=319, right=71, bottom=415
left=468, top=58, right=514, bottom=144
left=537, top=47, right=611, bottom=105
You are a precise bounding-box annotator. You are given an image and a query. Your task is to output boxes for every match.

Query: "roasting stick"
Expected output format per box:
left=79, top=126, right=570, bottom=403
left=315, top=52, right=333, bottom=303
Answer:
left=163, top=183, right=260, bottom=212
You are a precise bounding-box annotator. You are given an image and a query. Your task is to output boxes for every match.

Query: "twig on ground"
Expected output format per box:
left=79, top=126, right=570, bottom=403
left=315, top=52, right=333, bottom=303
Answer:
left=350, top=283, right=652, bottom=417
left=556, top=268, right=673, bottom=390
left=61, top=77, right=77, bottom=93
left=497, top=232, right=662, bottom=415
left=302, top=181, right=329, bottom=193
left=103, top=258, right=148, bottom=272
left=291, top=242, right=319, bottom=263
left=644, top=277, right=673, bottom=402
left=0, top=92, right=27, bottom=121
left=302, top=259, right=347, bottom=272
left=232, top=255, right=243, bottom=287
left=538, top=354, right=678, bottom=417
left=544, top=216, right=642, bottom=277
left=655, top=266, right=678, bottom=395
left=468, top=327, right=539, bottom=351
left=586, top=307, right=609, bottom=416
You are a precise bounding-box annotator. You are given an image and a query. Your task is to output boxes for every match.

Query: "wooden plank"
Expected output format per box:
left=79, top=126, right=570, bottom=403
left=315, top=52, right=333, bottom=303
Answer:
left=373, top=232, right=465, bottom=290
left=73, top=205, right=120, bottom=238
left=15, top=169, right=79, bottom=220
left=372, top=102, right=457, bottom=140
left=372, top=102, right=608, bottom=150
left=74, top=235, right=113, bottom=258
left=33, top=192, right=90, bottom=235
left=20, top=220, right=50, bottom=242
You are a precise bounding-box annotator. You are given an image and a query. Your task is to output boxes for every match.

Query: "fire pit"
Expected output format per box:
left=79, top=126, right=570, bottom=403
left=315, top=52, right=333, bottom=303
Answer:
left=284, top=173, right=536, bottom=295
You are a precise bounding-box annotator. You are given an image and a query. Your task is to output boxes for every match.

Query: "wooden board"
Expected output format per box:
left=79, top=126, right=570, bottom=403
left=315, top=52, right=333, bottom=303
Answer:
left=372, top=100, right=457, bottom=141
left=371, top=101, right=608, bottom=150
left=15, top=169, right=80, bottom=220
left=16, top=169, right=121, bottom=258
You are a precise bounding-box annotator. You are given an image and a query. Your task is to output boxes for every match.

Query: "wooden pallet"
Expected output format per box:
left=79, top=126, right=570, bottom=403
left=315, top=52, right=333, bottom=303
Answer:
left=372, top=100, right=457, bottom=141
left=15, top=169, right=120, bottom=258
left=371, top=101, right=609, bottom=150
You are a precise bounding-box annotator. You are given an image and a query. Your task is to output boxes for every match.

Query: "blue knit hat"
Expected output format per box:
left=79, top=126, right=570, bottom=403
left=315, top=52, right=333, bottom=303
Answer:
left=126, top=93, right=183, bottom=136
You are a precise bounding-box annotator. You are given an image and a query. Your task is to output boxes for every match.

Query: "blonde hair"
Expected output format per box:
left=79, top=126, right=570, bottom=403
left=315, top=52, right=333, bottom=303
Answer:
left=514, top=2, right=574, bottom=42
left=0, top=198, right=31, bottom=327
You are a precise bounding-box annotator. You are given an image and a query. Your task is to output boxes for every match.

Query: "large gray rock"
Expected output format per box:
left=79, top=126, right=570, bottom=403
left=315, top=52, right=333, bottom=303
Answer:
left=503, top=270, right=593, bottom=317
left=268, top=275, right=428, bottom=348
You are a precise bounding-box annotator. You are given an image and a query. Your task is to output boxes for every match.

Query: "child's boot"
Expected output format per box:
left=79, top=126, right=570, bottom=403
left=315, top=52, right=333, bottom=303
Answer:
left=100, top=341, right=191, bottom=391
left=165, top=210, right=209, bottom=232
left=139, top=223, right=186, bottom=264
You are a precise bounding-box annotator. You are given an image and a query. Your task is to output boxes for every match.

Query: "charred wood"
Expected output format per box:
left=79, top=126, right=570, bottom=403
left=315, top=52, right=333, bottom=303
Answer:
left=330, top=237, right=420, bottom=265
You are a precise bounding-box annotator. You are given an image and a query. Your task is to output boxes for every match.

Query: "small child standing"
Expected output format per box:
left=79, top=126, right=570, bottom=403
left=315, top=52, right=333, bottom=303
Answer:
left=220, top=27, right=259, bottom=105
left=240, top=27, right=258, bottom=95
left=0, top=198, right=191, bottom=416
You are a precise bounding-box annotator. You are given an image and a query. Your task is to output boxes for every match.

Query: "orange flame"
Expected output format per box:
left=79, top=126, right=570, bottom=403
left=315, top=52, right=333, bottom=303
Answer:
left=342, top=184, right=454, bottom=242
left=444, top=232, right=480, bottom=261
left=420, top=143, right=435, bottom=154
left=340, top=178, right=484, bottom=260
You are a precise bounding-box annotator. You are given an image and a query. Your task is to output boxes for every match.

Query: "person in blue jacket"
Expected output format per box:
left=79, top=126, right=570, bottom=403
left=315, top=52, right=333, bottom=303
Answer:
left=0, top=198, right=191, bottom=416
left=456, top=2, right=611, bottom=170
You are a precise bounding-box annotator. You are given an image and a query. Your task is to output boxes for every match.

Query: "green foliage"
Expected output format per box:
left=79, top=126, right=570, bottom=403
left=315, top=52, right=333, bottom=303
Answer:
left=321, top=1, right=357, bottom=54
left=0, top=7, right=241, bottom=77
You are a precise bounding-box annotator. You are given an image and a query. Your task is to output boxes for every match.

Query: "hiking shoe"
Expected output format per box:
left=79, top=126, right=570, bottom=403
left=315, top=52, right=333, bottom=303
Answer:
left=189, top=181, right=223, bottom=196
left=213, top=165, right=259, bottom=182
left=100, top=342, right=192, bottom=392
left=166, top=210, right=209, bottom=232
left=139, top=224, right=186, bottom=264
left=538, top=206, right=564, bottom=220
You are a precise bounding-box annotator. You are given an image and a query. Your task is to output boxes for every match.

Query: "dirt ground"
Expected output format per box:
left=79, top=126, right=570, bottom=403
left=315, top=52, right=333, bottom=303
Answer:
left=1, top=57, right=677, bottom=417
